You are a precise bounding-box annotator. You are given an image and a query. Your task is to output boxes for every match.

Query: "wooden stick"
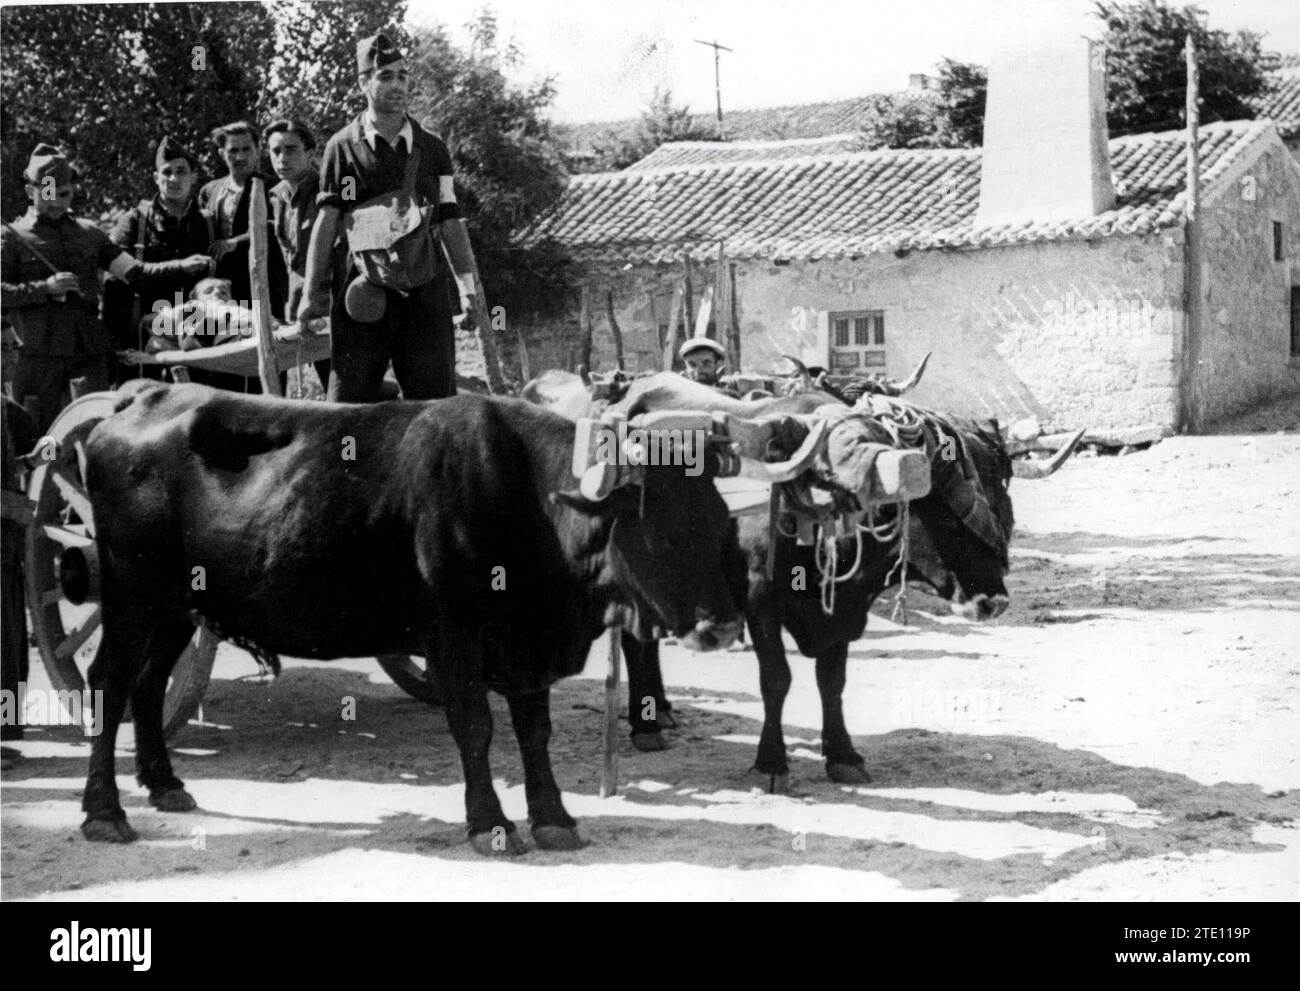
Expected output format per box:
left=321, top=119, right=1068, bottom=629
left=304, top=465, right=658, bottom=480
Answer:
left=247, top=178, right=282, bottom=397
left=578, top=284, right=594, bottom=382
left=717, top=239, right=741, bottom=371
left=693, top=284, right=715, bottom=339
left=662, top=284, right=684, bottom=370
left=605, top=289, right=625, bottom=372
left=599, top=626, right=622, bottom=799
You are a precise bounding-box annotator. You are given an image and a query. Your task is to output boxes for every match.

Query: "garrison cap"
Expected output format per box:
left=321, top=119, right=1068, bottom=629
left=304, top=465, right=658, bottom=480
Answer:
left=679, top=337, right=726, bottom=360
left=154, top=135, right=198, bottom=171
left=24, top=143, right=76, bottom=185
left=356, top=32, right=404, bottom=74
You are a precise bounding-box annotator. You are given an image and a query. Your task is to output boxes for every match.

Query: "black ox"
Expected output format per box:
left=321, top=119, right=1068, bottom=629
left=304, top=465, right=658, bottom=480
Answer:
left=78, top=381, right=770, bottom=854
left=606, top=374, right=1080, bottom=790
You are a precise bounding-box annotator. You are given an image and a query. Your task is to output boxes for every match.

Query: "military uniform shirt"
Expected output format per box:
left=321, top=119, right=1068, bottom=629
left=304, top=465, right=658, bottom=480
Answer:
left=0, top=211, right=120, bottom=357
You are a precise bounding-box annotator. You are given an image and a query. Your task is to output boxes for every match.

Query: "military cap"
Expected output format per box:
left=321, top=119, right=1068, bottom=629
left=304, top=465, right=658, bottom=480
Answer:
left=24, top=143, right=76, bottom=185
left=356, top=32, right=404, bottom=74
left=154, top=135, right=199, bottom=170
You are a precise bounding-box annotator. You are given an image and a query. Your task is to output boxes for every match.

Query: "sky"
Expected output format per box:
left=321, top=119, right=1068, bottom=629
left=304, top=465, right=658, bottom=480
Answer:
left=407, top=0, right=1300, bottom=123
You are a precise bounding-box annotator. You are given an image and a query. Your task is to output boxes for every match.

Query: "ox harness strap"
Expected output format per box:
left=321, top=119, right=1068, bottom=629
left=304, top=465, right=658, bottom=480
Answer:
left=770, top=404, right=931, bottom=618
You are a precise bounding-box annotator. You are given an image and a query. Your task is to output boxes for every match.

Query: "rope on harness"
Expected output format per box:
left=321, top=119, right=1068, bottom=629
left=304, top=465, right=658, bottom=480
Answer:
left=885, top=501, right=912, bottom=625
left=815, top=521, right=864, bottom=615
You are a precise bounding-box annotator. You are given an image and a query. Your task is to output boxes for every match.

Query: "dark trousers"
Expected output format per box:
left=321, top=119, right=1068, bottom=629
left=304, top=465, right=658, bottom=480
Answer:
left=12, top=352, right=113, bottom=434
left=328, top=278, right=457, bottom=402
left=1, top=516, right=28, bottom=739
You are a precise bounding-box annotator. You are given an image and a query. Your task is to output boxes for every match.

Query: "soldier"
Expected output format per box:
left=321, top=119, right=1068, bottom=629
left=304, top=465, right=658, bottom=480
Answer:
left=105, top=136, right=216, bottom=379
left=297, top=31, right=483, bottom=402
left=264, top=118, right=333, bottom=392
left=1, top=321, right=37, bottom=750
left=1, top=144, right=211, bottom=431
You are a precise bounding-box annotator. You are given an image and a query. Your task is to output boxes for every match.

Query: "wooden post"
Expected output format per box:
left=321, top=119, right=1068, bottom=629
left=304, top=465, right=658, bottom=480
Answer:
left=693, top=284, right=715, bottom=340
left=470, top=273, right=510, bottom=395
left=578, top=285, right=594, bottom=382
left=247, top=178, right=282, bottom=397
left=1182, top=34, right=1202, bottom=432
left=662, top=285, right=684, bottom=371
left=716, top=240, right=740, bottom=372
left=682, top=248, right=694, bottom=345
left=605, top=289, right=625, bottom=372
left=599, top=626, right=622, bottom=798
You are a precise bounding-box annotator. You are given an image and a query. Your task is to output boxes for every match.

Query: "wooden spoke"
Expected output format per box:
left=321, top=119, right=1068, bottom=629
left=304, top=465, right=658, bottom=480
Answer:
left=74, top=438, right=89, bottom=482
left=41, top=523, right=93, bottom=548
left=54, top=607, right=101, bottom=661
left=49, top=469, right=94, bottom=536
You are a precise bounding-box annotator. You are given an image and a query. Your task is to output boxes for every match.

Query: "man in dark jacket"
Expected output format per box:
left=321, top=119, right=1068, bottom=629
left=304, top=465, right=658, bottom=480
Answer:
left=265, top=118, right=334, bottom=392
left=105, top=136, right=216, bottom=378
left=1, top=144, right=211, bottom=431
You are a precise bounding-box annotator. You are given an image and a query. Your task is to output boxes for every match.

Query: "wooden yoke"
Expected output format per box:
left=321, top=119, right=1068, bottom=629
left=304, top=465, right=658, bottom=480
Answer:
left=248, top=178, right=283, bottom=397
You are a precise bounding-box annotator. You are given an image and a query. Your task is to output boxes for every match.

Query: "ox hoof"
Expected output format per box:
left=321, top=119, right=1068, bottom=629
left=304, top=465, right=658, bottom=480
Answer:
left=657, top=709, right=679, bottom=730
left=531, top=825, right=586, bottom=851
left=469, top=828, right=527, bottom=857
left=149, top=787, right=197, bottom=813
left=745, top=768, right=791, bottom=795
left=82, top=817, right=138, bottom=843
left=631, top=731, right=669, bottom=753
left=826, top=762, right=872, bottom=785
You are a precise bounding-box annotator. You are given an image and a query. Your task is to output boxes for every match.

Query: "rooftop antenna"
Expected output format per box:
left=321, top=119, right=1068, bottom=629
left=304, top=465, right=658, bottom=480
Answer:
left=694, top=38, right=733, bottom=138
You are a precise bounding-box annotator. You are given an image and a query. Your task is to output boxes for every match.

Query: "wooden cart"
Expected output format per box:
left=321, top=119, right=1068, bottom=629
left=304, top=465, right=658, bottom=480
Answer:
left=21, top=180, right=443, bottom=738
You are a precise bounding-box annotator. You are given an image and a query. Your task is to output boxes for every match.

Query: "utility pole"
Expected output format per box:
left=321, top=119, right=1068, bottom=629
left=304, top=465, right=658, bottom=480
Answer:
left=1182, top=32, right=1202, bottom=432
left=694, top=38, right=732, bottom=138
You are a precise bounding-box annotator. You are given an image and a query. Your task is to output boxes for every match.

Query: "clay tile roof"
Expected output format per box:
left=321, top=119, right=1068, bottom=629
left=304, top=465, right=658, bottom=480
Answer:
left=526, top=120, right=1274, bottom=264
left=1252, top=70, right=1300, bottom=138
left=625, top=133, right=876, bottom=170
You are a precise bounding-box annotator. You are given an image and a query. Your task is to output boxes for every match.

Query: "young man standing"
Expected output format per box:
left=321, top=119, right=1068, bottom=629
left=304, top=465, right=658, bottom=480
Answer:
left=297, top=32, right=482, bottom=401
left=265, top=118, right=333, bottom=390
left=1, top=144, right=210, bottom=431
left=106, top=136, right=215, bottom=372
left=198, top=121, right=286, bottom=321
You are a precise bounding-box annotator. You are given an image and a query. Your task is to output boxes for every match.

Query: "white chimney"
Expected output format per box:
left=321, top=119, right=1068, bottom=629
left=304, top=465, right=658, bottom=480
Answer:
left=976, top=38, right=1116, bottom=226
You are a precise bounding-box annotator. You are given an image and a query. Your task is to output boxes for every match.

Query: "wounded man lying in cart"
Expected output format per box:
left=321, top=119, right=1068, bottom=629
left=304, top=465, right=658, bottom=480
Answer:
left=128, top=277, right=252, bottom=356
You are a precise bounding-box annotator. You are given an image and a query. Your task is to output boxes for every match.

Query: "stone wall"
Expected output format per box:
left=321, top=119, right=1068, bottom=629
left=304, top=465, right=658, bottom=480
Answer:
left=524, top=233, right=1186, bottom=434
left=1193, top=140, right=1300, bottom=427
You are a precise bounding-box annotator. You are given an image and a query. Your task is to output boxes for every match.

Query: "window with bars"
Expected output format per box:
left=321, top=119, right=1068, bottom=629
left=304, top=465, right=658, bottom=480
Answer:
left=829, top=310, right=885, bottom=371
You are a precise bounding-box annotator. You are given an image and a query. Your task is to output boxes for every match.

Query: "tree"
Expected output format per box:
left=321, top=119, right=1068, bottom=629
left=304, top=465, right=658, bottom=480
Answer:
left=927, top=1, right=1267, bottom=146
left=589, top=88, right=721, bottom=171
left=265, top=0, right=410, bottom=136
left=856, top=92, right=944, bottom=150
left=406, top=12, right=571, bottom=319
left=933, top=58, right=988, bottom=148
left=1, top=3, right=273, bottom=220
left=1097, top=0, right=1265, bottom=135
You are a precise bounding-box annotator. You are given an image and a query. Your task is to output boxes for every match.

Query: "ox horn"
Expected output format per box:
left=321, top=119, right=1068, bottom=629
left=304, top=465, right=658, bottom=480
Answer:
left=723, top=416, right=829, bottom=484
left=1012, top=427, right=1087, bottom=480
left=782, top=355, right=813, bottom=393
left=893, top=351, right=931, bottom=394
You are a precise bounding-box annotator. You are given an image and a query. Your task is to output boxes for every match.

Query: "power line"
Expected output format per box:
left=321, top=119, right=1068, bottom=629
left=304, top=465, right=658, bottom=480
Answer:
left=694, top=38, right=733, bottom=139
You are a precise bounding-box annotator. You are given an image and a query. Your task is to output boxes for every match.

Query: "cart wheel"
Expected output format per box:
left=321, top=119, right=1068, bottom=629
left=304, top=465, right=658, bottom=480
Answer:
left=23, top=392, right=217, bottom=738
left=376, top=654, right=444, bottom=706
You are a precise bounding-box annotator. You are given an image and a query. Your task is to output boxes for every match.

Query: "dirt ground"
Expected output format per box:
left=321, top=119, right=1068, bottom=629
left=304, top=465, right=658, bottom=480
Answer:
left=2, top=393, right=1298, bottom=901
